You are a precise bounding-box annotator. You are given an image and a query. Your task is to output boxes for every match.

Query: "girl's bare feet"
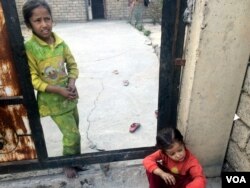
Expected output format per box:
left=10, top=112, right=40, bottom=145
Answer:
left=63, top=167, right=78, bottom=178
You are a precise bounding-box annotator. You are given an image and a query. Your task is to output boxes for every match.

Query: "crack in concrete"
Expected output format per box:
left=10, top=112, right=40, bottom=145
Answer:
left=86, top=79, right=105, bottom=152
left=94, top=51, right=128, bottom=62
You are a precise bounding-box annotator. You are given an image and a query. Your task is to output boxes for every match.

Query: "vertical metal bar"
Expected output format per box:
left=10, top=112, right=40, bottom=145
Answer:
left=172, top=0, right=187, bottom=126
left=157, top=0, right=178, bottom=130
left=157, top=0, right=187, bottom=131
left=1, top=0, right=48, bottom=160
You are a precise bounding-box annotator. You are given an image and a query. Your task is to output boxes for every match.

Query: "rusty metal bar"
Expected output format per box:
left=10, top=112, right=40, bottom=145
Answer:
left=1, top=0, right=48, bottom=161
left=0, top=96, right=23, bottom=105
left=174, top=58, right=186, bottom=66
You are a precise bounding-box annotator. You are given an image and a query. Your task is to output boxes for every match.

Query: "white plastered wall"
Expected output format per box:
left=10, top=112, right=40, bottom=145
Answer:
left=178, top=0, right=250, bottom=176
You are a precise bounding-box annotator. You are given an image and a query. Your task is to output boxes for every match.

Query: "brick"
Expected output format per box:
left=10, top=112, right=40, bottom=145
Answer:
left=243, top=66, right=250, bottom=94
left=226, top=141, right=250, bottom=171
left=15, top=0, right=87, bottom=22
left=231, top=120, right=250, bottom=149
left=237, top=93, right=250, bottom=128
left=246, top=139, right=250, bottom=155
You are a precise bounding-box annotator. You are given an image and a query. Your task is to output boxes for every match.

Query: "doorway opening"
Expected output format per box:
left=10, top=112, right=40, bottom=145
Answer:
left=91, top=0, right=105, bottom=19
left=0, top=0, right=186, bottom=174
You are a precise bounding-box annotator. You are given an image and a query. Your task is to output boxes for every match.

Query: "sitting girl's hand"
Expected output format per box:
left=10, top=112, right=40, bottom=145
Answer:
left=160, top=172, right=176, bottom=185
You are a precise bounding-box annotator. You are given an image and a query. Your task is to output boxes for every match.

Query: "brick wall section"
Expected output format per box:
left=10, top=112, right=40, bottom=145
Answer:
left=16, top=0, right=87, bottom=23
left=15, top=0, right=161, bottom=23
left=225, top=63, right=250, bottom=171
left=104, top=0, right=161, bottom=20
left=105, top=0, right=130, bottom=19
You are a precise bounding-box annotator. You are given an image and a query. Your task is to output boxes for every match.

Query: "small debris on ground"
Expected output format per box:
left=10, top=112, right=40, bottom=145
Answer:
left=123, top=80, right=129, bottom=86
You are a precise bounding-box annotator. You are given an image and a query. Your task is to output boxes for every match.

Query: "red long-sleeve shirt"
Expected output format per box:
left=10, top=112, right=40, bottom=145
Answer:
left=143, top=148, right=206, bottom=188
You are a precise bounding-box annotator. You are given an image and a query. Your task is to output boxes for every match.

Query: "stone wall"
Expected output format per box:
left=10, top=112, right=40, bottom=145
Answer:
left=225, top=62, right=250, bottom=171
left=105, top=0, right=162, bottom=21
left=105, top=0, right=130, bottom=20
left=16, top=0, right=88, bottom=23
left=15, top=0, right=162, bottom=23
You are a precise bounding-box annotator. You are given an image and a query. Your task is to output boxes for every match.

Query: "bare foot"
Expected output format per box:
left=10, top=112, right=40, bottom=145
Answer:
left=63, top=167, right=78, bottom=178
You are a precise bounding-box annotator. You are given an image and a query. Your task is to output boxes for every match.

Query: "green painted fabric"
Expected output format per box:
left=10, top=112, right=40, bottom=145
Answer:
left=51, top=107, right=80, bottom=155
left=25, top=33, right=79, bottom=116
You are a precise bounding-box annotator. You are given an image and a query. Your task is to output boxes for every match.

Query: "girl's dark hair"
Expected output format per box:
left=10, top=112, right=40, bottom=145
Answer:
left=156, top=127, right=184, bottom=150
left=22, top=0, right=52, bottom=26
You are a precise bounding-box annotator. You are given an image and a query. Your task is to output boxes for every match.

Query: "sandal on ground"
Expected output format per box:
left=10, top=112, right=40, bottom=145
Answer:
left=112, top=70, right=119, bottom=74
left=129, top=123, right=141, bottom=133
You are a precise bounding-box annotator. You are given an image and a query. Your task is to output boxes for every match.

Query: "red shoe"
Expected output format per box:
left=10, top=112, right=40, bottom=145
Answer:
left=129, top=123, right=141, bottom=133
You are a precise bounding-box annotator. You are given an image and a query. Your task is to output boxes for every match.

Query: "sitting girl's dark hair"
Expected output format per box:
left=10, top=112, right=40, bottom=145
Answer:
left=156, top=127, right=184, bottom=150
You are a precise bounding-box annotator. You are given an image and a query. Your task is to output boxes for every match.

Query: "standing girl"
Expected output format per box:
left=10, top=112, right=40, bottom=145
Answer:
left=22, top=0, right=81, bottom=178
left=143, top=127, right=206, bottom=188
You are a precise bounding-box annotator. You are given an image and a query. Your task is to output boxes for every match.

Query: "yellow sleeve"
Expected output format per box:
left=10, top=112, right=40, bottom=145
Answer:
left=26, top=51, right=48, bottom=92
left=64, top=43, right=79, bottom=79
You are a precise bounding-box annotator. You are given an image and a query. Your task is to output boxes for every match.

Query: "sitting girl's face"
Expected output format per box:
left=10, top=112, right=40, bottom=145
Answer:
left=164, top=141, right=186, bottom=162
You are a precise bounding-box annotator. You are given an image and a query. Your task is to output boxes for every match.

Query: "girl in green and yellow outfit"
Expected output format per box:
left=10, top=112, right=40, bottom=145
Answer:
left=22, top=0, right=81, bottom=178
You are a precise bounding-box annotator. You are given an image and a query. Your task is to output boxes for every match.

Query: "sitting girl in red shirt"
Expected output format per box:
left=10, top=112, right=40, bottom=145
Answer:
left=143, top=127, right=206, bottom=188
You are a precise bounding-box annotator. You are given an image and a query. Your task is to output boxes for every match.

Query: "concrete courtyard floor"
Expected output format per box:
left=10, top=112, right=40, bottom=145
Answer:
left=0, top=20, right=221, bottom=187
left=41, top=20, right=159, bottom=155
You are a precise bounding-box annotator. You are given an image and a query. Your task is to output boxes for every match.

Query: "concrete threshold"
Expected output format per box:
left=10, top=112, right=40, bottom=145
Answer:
left=0, top=160, right=148, bottom=188
left=0, top=159, right=221, bottom=188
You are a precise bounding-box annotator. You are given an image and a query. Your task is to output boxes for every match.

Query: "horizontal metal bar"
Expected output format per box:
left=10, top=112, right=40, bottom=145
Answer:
left=0, top=96, right=23, bottom=105
left=0, top=146, right=156, bottom=174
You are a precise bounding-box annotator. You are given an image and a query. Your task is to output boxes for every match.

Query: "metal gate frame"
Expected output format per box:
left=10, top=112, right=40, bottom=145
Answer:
left=0, top=0, right=186, bottom=174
